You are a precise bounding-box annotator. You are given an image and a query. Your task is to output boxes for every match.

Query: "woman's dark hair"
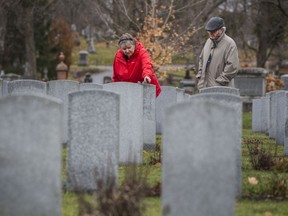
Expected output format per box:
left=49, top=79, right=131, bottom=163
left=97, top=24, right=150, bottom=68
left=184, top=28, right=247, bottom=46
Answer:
left=118, top=33, right=136, bottom=46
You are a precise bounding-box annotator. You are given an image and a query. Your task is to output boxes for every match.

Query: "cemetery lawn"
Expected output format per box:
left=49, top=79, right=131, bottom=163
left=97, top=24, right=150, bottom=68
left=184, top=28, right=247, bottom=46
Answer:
left=62, top=112, right=288, bottom=216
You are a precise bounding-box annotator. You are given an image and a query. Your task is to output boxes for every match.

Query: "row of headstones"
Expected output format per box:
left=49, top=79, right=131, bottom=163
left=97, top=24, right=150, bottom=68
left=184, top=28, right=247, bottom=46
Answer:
left=252, top=90, right=288, bottom=155
left=0, top=83, right=242, bottom=216
left=0, top=79, right=190, bottom=149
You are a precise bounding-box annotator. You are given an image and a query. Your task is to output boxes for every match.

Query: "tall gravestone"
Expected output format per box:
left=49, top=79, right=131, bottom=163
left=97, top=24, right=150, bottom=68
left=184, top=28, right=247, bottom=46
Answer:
left=47, top=80, right=79, bottom=144
left=276, top=91, right=287, bottom=145
left=67, top=90, right=120, bottom=191
left=0, top=79, right=2, bottom=97
left=199, top=86, right=240, bottom=95
left=1, top=79, right=9, bottom=96
left=80, top=83, right=103, bottom=90
left=156, top=86, right=181, bottom=134
left=268, top=91, right=278, bottom=139
left=142, top=83, right=156, bottom=150
left=162, top=98, right=237, bottom=216
left=0, top=94, right=63, bottom=216
left=191, top=92, right=242, bottom=197
left=7, top=79, right=47, bottom=95
left=262, top=95, right=270, bottom=134
left=280, top=74, right=288, bottom=90
left=104, top=82, right=143, bottom=163
left=252, top=98, right=262, bottom=132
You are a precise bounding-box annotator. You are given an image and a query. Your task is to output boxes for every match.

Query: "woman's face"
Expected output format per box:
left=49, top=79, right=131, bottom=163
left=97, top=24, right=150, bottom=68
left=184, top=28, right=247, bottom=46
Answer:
left=120, top=42, right=135, bottom=58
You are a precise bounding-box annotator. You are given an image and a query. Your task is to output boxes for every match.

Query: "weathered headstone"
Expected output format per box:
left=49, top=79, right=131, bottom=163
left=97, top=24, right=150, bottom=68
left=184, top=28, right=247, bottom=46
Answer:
left=191, top=92, right=242, bottom=197
left=262, top=95, right=270, bottom=134
left=7, top=79, right=47, bottom=95
left=199, top=86, right=240, bottom=95
left=142, top=83, right=156, bottom=150
left=80, top=83, right=103, bottom=90
left=156, top=86, right=178, bottom=134
left=276, top=91, right=287, bottom=145
left=176, top=88, right=186, bottom=102
left=0, top=94, right=63, bottom=216
left=104, top=82, right=143, bottom=163
left=67, top=90, right=119, bottom=191
left=78, top=50, right=89, bottom=66
left=1, top=80, right=9, bottom=96
left=0, top=79, right=2, bottom=97
left=234, top=67, right=267, bottom=96
left=252, top=98, right=262, bottom=132
left=162, top=98, right=237, bottom=216
left=268, top=91, right=278, bottom=139
left=47, top=80, right=79, bottom=144
left=280, top=74, right=288, bottom=90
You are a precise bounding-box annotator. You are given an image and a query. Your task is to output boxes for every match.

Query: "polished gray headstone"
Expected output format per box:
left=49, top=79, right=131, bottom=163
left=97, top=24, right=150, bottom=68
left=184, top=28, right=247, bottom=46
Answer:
left=104, top=82, right=143, bottom=164
left=162, top=98, right=237, bottom=216
left=0, top=94, right=62, bottom=216
left=67, top=90, right=120, bottom=191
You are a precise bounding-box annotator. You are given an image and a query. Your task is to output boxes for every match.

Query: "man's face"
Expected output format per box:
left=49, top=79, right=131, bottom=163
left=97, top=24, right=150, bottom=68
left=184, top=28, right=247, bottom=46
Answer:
left=207, top=28, right=223, bottom=40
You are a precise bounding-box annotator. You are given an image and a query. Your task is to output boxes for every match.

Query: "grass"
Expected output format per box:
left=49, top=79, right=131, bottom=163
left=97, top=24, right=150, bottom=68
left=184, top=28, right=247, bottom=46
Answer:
left=62, top=111, right=288, bottom=215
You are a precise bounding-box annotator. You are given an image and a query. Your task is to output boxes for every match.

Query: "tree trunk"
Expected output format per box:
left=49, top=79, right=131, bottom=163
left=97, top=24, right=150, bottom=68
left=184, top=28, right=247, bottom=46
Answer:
left=0, top=7, right=7, bottom=67
left=23, top=6, right=37, bottom=79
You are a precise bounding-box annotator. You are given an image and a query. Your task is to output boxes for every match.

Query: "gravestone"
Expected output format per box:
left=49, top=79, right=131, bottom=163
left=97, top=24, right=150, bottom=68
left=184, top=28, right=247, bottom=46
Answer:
left=199, top=86, right=240, bottom=95
left=7, top=79, right=47, bottom=95
left=0, top=94, right=63, bottom=216
left=162, top=98, right=237, bottom=216
left=234, top=67, right=268, bottom=111
left=67, top=90, right=120, bottom=191
left=1, top=80, right=9, bottom=96
left=268, top=91, right=278, bottom=139
left=78, top=50, right=89, bottom=66
left=191, top=92, right=242, bottom=197
left=104, top=82, right=143, bottom=164
left=252, top=97, right=270, bottom=134
left=276, top=91, right=287, bottom=145
left=262, top=95, right=270, bottom=134
left=47, top=80, right=79, bottom=144
left=142, top=83, right=156, bottom=150
left=252, top=98, right=262, bottom=132
left=80, top=83, right=103, bottom=90
left=0, top=79, right=2, bottom=97
left=234, top=67, right=267, bottom=96
left=155, top=86, right=180, bottom=134
left=176, top=88, right=186, bottom=102
left=280, top=74, right=288, bottom=90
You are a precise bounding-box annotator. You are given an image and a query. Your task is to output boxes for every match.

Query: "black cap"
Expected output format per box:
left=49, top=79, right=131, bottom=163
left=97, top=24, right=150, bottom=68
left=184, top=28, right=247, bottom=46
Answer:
left=205, top=17, right=224, bottom=31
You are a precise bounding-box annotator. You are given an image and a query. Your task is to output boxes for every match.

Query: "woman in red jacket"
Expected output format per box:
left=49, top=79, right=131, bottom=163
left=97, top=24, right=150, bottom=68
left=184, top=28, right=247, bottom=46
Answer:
left=113, top=33, right=162, bottom=97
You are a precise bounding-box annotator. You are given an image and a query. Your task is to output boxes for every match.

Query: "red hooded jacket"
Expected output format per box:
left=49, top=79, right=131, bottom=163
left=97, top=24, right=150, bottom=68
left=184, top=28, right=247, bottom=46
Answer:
left=113, top=40, right=162, bottom=97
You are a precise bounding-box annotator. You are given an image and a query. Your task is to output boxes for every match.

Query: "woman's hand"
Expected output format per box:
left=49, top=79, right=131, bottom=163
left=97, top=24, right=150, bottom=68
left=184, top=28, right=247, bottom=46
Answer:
left=144, top=76, right=151, bottom=83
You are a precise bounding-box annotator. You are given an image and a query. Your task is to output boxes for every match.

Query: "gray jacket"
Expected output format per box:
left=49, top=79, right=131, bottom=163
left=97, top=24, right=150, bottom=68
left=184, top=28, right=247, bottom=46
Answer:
left=196, top=31, right=240, bottom=89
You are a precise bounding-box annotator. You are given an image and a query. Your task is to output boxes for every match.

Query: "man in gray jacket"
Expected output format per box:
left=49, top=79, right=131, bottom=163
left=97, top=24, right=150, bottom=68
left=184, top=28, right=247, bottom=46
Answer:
left=196, top=17, right=240, bottom=89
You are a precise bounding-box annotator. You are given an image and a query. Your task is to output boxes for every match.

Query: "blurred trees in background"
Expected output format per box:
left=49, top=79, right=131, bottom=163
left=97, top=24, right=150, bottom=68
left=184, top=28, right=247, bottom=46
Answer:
left=0, top=0, right=288, bottom=79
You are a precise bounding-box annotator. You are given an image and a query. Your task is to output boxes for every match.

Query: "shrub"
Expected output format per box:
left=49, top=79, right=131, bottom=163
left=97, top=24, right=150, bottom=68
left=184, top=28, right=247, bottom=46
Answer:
left=245, top=138, right=275, bottom=170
